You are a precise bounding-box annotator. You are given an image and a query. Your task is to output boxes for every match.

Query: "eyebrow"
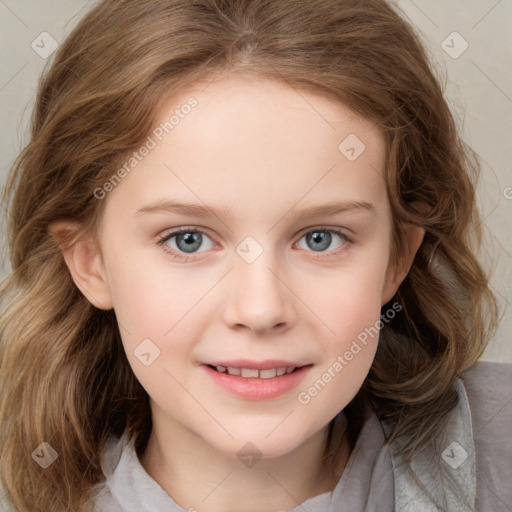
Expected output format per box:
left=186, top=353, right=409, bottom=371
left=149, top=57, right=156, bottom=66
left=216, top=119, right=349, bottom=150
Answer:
left=135, top=199, right=376, bottom=221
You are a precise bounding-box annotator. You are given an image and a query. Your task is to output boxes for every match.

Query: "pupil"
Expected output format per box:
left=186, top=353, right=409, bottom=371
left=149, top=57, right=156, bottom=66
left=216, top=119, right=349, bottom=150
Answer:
left=177, top=232, right=201, bottom=253
left=308, top=231, right=331, bottom=251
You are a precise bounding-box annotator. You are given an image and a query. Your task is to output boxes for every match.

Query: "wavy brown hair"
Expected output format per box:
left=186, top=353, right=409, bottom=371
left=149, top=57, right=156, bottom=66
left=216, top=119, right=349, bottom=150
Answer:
left=0, top=0, right=499, bottom=510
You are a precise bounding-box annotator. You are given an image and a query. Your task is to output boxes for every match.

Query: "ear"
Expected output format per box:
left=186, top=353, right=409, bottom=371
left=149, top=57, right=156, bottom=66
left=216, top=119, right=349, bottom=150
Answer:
left=381, top=225, right=425, bottom=305
left=49, top=220, right=113, bottom=310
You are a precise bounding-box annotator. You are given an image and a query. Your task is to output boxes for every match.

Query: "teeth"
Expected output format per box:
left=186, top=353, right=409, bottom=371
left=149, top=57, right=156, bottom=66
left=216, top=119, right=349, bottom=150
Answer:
left=241, top=368, right=260, bottom=378
left=214, top=365, right=298, bottom=378
left=259, top=368, right=277, bottom=379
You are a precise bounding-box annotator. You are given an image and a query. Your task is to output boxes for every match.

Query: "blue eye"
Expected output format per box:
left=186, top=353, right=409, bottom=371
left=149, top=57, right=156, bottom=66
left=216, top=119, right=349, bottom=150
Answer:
left=157, top=226, right=352, bottom=261
left=157, top=228, right=214, bottom=260
left=296, top=229, right=349, bottom=253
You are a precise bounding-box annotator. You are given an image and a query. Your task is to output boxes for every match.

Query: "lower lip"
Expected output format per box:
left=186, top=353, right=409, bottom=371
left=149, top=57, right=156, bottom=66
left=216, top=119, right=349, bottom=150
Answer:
left=201, top=364, right=313, bottom=401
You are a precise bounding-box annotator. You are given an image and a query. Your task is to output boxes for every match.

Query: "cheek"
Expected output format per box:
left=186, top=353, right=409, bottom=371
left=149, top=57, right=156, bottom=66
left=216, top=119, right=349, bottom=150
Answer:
left=102, top=248, right=192, bottom=375
left=105, top=248, right=219, bottom=380
left=108, top=259, right=201, bottom=399
left=340, top=268, right=387, bottom=328
left=297, top=271, right=385, bottom=427
left=106, top=242, right=192, bottom=328
left=311, top=256, right=389, bottom=340
left=302, top=257, right=388, bottom=397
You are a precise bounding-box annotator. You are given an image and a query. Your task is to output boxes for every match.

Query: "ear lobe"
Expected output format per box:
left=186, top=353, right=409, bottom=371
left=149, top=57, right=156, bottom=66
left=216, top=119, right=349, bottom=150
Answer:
left=49, top=220, right=113, bottom=310
left=381, top=225, right=425, bottom=306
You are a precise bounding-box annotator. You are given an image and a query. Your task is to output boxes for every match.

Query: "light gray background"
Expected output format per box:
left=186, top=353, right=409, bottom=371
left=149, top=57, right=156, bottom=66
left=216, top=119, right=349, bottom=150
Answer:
left=1, top=0, right=511, bottom=361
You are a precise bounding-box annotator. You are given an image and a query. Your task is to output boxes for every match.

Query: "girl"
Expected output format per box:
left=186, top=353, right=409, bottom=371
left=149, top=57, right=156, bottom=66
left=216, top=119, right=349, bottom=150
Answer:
left=0, top=0, right=510, bottom=511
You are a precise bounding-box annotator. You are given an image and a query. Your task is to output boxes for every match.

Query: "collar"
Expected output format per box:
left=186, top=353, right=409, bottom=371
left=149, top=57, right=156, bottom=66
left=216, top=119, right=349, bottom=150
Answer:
left=384, top=378, right=476, bottom=511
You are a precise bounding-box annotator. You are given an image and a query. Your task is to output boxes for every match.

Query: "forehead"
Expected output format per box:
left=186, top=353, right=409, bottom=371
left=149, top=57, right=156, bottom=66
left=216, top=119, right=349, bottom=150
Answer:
left=104, top=74, right=388, bottom=222
left=157, top=73, right=382, bottom=152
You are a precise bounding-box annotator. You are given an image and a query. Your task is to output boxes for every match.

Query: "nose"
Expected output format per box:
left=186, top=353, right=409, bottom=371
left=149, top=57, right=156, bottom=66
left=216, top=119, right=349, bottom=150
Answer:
left=222, top=247, right=296, bottom=334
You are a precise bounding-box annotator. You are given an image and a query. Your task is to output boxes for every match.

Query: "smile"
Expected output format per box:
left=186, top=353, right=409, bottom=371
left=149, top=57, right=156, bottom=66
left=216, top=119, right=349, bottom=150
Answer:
left=208, top=365, right=300, bottom=378
left=201, top=364, right=313, bottom=400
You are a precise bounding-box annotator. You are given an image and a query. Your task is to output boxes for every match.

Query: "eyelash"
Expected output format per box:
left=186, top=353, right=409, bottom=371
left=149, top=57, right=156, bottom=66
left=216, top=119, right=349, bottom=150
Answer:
left=156, top=226, right=353, bottom=262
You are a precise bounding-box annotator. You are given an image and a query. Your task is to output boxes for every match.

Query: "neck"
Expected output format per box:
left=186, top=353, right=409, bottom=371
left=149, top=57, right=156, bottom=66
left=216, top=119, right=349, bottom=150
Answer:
left=138, top=413, right=351, bottom=512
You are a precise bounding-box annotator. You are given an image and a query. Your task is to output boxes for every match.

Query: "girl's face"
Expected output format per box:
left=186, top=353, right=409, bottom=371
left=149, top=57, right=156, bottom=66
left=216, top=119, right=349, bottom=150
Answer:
left=77, top=75, right=422, bottom=460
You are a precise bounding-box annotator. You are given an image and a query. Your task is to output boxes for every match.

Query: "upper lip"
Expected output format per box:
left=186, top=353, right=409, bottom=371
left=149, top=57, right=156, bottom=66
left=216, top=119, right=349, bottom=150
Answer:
left=203, top=359, right=311, bottom=370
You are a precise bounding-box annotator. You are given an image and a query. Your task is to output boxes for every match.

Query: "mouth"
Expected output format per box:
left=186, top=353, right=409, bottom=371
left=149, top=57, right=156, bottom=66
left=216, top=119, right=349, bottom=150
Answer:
left=205, top=364, right=311, bottom=379
left=201, top=362, right=314, bottom=400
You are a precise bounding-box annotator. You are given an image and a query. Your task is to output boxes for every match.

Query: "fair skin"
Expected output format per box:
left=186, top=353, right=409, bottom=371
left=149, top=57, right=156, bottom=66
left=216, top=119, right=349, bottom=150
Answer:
left=51, top=74, right=424, bottom=512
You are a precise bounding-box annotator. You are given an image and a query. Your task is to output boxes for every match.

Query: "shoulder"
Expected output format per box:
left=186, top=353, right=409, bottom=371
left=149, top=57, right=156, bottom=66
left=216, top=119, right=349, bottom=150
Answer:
left=459, top=360, right=512, bottom=509
left=461, top=358, right=512, bottom=385
left=460, top=360, right=512, bottom=429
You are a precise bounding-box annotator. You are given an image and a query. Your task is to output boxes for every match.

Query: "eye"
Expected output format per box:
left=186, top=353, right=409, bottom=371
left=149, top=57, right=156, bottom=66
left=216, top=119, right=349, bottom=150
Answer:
left=295, top=228, right=352, bottom=256
left=157, top=227, right=214, bottom=260
left=157, top=226, right=353, bottom=262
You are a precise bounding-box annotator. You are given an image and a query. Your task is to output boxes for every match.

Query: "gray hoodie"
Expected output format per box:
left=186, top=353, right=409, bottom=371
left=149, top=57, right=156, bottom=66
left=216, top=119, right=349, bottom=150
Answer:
left=1, top=361, right=510, bottom=511
left=92, top=361, right=512, bottom=512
